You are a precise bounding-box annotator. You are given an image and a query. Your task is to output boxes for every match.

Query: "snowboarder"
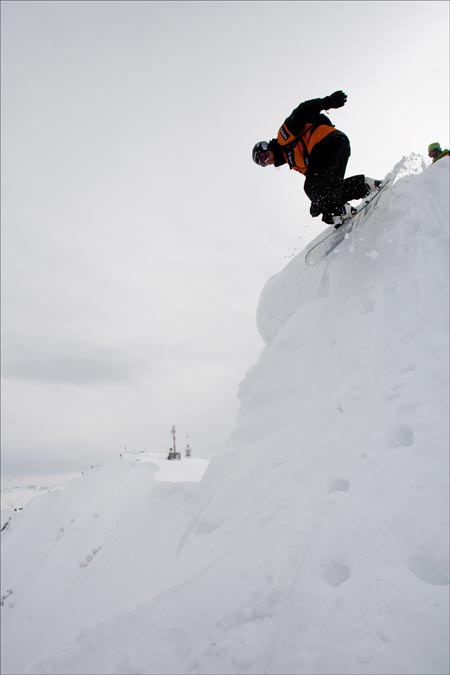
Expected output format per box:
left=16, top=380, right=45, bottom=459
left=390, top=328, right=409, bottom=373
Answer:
left=428, top=142, right=449, bottom=163
left=252, top=91, right=381, bottom=226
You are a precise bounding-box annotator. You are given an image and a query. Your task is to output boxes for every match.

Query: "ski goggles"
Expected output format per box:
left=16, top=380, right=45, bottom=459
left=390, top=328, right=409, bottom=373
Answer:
left=258, top=150, right=272, bottom=166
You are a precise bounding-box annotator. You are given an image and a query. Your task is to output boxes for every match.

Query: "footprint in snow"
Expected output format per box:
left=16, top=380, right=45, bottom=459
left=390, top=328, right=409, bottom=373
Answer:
left=408, top=555, right=449, bottom=586
left=328, top=478, right=350, bottom=494
left=321, top=560, right=351, bottom=587
left=388, top=424, right=414, bottom=448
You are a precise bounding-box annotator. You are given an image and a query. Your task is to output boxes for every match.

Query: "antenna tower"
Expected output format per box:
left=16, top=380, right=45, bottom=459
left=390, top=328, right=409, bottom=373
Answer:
left=171, top=425, right=177, bottom=454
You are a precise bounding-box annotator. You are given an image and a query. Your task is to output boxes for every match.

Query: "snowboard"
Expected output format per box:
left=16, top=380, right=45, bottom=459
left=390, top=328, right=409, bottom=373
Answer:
left=304, top=177, right=393, bottom=266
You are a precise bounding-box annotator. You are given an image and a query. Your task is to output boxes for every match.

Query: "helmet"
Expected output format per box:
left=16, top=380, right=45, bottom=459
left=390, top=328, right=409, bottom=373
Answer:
left=428, top=142, right=441, bottom=154
left=252, top=141, right=270, bottom=166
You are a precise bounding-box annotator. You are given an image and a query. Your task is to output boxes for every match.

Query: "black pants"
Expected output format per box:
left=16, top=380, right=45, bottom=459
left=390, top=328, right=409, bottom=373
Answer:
left=304, top=133, right=367, bottom=219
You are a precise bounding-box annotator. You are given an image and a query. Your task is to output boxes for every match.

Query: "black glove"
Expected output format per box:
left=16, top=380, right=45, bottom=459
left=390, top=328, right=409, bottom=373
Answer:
left=322, top=90, right=347, bottom=109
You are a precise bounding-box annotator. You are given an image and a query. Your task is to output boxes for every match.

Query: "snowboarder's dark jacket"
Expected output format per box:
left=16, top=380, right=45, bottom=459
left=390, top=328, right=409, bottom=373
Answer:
left=431, top=149, right=450, bottom=163
left=268, top=97, right=345, bottom=175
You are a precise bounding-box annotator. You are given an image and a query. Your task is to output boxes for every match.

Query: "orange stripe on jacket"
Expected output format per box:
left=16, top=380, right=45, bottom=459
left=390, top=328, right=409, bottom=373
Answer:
left=277, top=122, right=337, bottom=174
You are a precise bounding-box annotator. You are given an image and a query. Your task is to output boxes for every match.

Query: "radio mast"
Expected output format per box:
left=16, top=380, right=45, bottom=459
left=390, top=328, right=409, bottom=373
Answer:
left=171, top=425, right=177, bottom=454
left=167, top=425, right=181, bottom=460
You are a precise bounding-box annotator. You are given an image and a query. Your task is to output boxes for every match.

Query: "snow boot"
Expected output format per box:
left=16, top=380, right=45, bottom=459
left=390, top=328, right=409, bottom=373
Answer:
left=310, top=201, right=322, bottom=218
left=364, top=177, right=382, bottom=197
left=332, top=203, right=357, bottom=228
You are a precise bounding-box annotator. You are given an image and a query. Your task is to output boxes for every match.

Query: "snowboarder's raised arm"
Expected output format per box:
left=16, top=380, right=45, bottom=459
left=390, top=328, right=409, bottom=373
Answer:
left=321, top=90, right=347, bottom=110
left=286, top=91, right=347, bottom=135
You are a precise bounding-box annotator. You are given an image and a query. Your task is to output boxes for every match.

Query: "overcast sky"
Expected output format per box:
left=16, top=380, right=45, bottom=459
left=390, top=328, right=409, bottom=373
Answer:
left=1, top=0, right=449, bottom=477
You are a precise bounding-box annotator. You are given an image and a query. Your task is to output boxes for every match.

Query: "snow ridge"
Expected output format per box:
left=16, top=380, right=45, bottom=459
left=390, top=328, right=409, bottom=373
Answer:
left=2, top=156, right=449, bottom=675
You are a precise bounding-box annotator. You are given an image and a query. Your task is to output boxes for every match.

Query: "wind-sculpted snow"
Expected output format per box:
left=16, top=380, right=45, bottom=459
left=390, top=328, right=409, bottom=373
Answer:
left=2, top=157, right=449, bottom=675
left=256, top=154, right=429, bottom=346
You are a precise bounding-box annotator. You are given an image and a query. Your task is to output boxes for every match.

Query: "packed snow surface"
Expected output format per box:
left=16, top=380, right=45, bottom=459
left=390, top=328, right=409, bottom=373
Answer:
left=1, top=156, right=449, bottom=675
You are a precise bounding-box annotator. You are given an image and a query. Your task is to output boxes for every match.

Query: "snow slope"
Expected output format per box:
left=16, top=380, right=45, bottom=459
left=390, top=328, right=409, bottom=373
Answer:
left=1, top=156, right=448, bottom=675
left=1, top=454, right=209, bottom=673
left=1, top=473, right=81, bottom=530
